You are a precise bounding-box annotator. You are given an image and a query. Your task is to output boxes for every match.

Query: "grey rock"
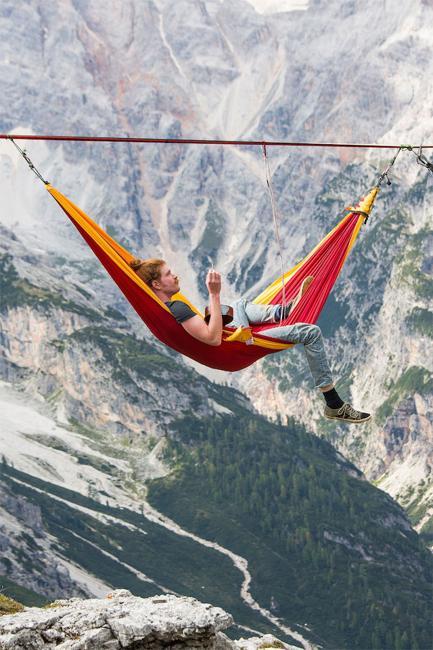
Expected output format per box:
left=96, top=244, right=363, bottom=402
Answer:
left=0, top=591, right=235, bottom=649
left=233, top=634, right=299, bottom=649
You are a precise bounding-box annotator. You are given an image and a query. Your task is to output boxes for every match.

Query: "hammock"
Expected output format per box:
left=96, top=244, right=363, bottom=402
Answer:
left=47, top=185, right=379, bottom=372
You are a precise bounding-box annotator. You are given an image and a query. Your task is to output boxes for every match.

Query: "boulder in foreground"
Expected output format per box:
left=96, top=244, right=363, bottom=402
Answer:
left=0, top=590, right=295, bottom=649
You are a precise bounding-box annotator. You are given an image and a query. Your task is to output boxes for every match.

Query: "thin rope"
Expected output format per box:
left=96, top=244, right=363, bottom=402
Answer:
left=1, top=133, right=432, bottom=148
left=262, top=144, right=286, bottom=322
left=376, top=145, right=404, bottom=187
left=342, top=147, right=405, bottom=226
left=8, top=137, right=49, bottom=185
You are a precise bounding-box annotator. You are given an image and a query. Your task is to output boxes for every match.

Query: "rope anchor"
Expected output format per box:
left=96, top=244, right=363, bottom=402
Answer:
left=7, top=137, right=49, bottom=185
left=411, top=145, right=433, bottom=173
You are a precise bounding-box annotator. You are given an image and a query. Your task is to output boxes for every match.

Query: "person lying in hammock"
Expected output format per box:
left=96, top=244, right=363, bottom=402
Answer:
left=130, top=258, right=371, bottom=424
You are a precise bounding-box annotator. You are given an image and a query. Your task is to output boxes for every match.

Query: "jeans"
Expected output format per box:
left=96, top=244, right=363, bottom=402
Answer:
left=231, top=299, right=333, bottom=389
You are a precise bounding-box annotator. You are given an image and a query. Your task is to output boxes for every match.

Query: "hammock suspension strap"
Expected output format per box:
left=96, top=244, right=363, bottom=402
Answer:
left=262, top=143, right=286, bottom=323
left=8, top=137, right=49, bottom=185
left=349, top=145, right=405, bottom=225
left=376, top=145, right=405, bottom=188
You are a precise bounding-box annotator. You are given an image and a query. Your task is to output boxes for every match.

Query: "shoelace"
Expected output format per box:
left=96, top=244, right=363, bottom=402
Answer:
left=337, top=403, right=361, bottom=419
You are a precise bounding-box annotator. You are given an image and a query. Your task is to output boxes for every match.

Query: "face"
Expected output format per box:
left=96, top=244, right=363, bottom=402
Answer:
left=153, top=263, right=180, bottom=296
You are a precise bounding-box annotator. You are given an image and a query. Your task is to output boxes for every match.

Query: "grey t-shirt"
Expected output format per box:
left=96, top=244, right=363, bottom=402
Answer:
left=165, top=300, right=196, bottom=323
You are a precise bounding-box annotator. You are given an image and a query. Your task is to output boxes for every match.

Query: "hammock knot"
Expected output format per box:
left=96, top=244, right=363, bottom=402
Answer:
left=346, top=187, right=380, bottom=225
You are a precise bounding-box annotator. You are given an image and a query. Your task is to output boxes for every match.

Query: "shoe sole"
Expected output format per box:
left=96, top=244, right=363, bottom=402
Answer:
left=325, top=414, right=372, bottom=424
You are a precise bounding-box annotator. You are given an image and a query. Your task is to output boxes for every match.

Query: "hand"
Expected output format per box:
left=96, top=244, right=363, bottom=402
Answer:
left=206, top=269, right=221, bottom=296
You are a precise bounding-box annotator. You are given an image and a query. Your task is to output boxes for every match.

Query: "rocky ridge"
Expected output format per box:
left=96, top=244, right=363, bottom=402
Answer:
left=0, top=590, right=298, bottom=650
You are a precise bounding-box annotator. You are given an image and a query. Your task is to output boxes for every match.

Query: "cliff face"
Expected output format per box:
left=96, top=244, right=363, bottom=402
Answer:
left=0, top=478, right=92, bottom=601
left=0, top=233, right=247, bottom=442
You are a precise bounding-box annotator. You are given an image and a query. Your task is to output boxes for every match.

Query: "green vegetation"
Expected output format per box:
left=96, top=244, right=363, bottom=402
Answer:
left=405, top=479, right=433, bottom=532
left=317, top=292, right=354, bottom=338
left=66, top=324, right=237, bottom=420
left=418, top=514, right=433, bottom=548
left=0, top=254, right=100, bottom=320
left=0, top=594, right=24, bottom=616
left=195, top=200, right=226, bottom=261
left=69, top=326, right=174, bottom=382
left=0, top=462, right=284, bottom=640
left=344, top=204, right=410, bottom=324
left=406, top=174, right=432, bottom=205
left=395, top=226, right=433, bottom=300
left=149, top=412, right=433, bottom=650
left=262, top=347, right=307, bottom=392
left=66, top=418, right=132, bottom=461
left=25, top=434, right=119, bottom=476
left=0, top=576, right=47, bottom=609
left=405, top=307, right=433, bottom=338
left=377, top=366, right=433, bottom=423
left=103, top=306, right=127, bottom=321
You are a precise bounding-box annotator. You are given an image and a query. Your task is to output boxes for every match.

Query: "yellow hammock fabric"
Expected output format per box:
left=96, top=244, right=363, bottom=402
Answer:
left=47, top=185, right=379, bottom=371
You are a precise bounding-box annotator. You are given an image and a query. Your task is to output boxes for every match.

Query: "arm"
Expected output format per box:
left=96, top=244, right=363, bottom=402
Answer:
left=181, top=270, right=222, bottom=346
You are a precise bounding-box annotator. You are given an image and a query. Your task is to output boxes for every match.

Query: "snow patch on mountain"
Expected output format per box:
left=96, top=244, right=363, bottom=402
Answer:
left=52, top=559, right=112, bottom=599
left=0, top=381, right=132, bottom=507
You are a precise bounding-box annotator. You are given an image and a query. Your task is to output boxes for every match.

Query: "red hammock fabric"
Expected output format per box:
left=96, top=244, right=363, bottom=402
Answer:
left=47, top=186, right=378, bottom=371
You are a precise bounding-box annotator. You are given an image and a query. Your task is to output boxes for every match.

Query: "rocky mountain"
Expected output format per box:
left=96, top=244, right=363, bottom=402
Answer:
left=0, top=255, right=431, bottom=648
left=0, top=0, right=433, bottom=648
left=1, top=0, right=432, bottom=524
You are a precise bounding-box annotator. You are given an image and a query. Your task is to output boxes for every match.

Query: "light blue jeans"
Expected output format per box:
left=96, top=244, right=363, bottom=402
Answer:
left=231, top=299, right=333, bottom=389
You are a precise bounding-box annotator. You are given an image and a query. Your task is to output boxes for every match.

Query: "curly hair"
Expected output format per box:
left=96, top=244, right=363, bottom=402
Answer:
left=129, top=258, right=165, bottom=288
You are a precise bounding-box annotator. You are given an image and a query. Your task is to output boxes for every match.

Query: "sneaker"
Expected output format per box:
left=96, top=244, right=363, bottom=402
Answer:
left=324, top=402, right=371, bottom=424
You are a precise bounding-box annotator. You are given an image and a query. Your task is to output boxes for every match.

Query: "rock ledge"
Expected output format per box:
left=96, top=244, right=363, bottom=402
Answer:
left=0, top=590, right=297, bottom=649
left=0, top=590, right=234, bottom=649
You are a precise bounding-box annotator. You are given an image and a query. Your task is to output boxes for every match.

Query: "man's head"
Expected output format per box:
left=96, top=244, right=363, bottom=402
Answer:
left=129, top=258, right=180, bottom=298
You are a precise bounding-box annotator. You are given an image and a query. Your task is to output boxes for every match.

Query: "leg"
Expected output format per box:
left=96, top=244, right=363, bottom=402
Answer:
left=319, top=383, right=335, bottom=392
left=289, top=275, right=314, bottom=314
left=261, top=322, right=371, bottom=423
left=260, top=322, right=333, bottom=389
left=244, top=301, right=279, bottom=324
left=231, top=299, right=280, bottom=329
left=231, top=276, right=315, bottom=328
